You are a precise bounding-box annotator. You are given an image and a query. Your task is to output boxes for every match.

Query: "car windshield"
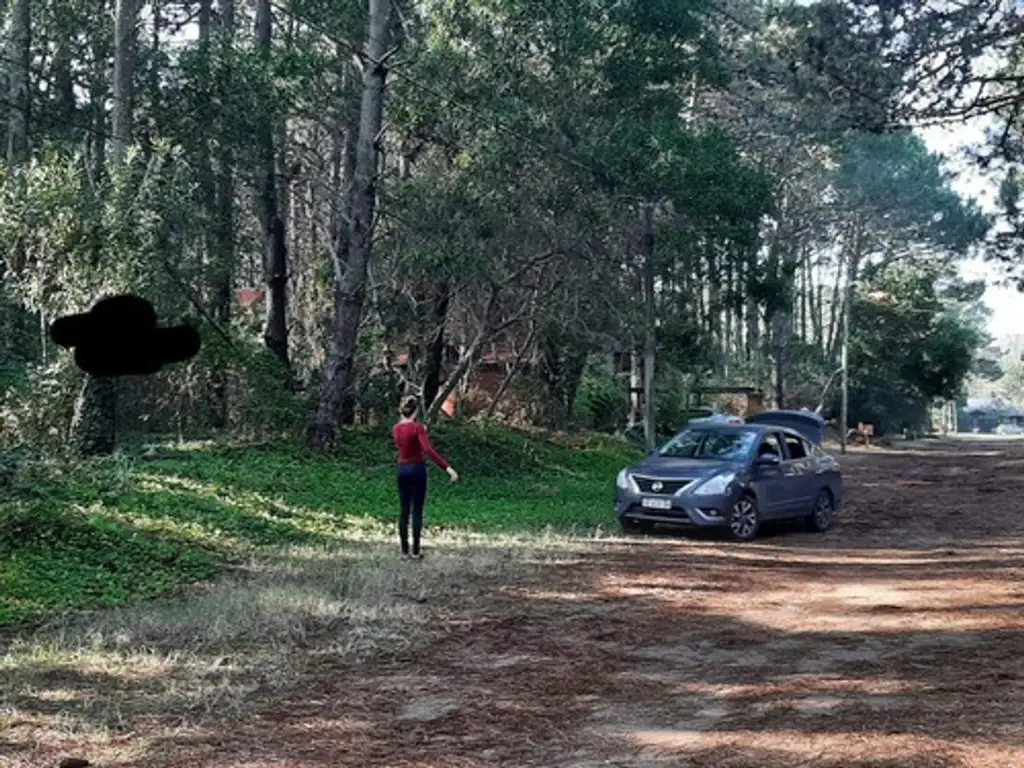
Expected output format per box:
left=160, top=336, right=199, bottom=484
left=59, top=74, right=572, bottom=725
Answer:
left=658, top=428, right=757, bottom=460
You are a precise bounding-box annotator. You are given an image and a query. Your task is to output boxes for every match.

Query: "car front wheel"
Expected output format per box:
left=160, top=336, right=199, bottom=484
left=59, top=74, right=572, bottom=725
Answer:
left=729, top=495, right=760, bottom=542
left=806, top=489, right=834, bottom=532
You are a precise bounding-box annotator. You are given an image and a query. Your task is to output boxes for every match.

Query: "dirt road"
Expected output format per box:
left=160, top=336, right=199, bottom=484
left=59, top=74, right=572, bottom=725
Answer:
left=7, top=439, right=1024, bottom=767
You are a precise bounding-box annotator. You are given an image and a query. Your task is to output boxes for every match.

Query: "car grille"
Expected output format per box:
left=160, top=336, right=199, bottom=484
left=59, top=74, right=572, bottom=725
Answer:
left=634, top=477, right=694, bottom=495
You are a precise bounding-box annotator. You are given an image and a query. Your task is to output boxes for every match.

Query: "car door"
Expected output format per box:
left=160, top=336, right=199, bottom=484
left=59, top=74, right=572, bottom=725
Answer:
left=808, top=439, right=840, bottom=500
left=781, top=432, right=817, bottom=514
left=751, top=432, right=791, bottom=518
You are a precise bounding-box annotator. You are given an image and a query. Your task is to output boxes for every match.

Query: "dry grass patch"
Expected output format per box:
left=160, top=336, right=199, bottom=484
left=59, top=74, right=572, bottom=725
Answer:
left=0, top=528, right=591, bottom=765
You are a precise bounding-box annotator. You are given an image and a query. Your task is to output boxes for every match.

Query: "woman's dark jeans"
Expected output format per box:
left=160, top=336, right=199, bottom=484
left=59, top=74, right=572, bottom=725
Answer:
left=397, top=462, right=428, bottom=555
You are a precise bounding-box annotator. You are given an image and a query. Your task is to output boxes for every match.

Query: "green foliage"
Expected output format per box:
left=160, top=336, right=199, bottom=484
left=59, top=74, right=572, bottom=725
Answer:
left=987, top=343, right=1024, bottom=410
left=972, top=353, right=1004, bottom=383
left=0, top=424, right=641, bottom=627
left=770, top=0, right=903, bottom=134
left=0, top=145, right=196, bottom=321
left=833, top=131, right=992, bottom=253
left=221, top=337, right=310, bottom=440
left=1, top=327, right=307, bottom=454
left=780, top=337, right=835, bottom=408
left=0, top=358, right=82, bottom=453
left=656, top=309, right=711, bottom=374
left=574, top=362, right=628, bottom=432
left=0, top=501, right=218, bottom=626
left=843, top=263, right=989, bottom=433
left=0, top=297, right=41, bottom=397
left=0, top=150, right=99, bottom=316
left=0, top=0, right=1003, bottom=460
left=653, top=366, right=695, bottom=438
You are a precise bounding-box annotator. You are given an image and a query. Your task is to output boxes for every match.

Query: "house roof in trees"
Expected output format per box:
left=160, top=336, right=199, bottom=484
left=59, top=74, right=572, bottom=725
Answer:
left=393, top=337, right=520, bottom=368
left=693, top=385, right=764, bottom=395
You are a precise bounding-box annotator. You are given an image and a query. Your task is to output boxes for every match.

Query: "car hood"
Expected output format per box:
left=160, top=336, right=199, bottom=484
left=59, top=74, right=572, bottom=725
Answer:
left=629, top=456, right=738, bottom=479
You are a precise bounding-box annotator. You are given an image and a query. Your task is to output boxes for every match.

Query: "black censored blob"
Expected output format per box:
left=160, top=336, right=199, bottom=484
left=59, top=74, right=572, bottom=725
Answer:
left=50, top=295, right=201, bottom=376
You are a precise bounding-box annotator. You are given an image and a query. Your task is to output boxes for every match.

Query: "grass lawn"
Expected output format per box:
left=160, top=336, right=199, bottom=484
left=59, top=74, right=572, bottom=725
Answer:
left=0, top=423, right=641, bottom=628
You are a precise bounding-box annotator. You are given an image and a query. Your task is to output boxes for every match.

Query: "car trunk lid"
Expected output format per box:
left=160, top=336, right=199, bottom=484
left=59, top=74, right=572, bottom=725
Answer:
left=745, top=410, right=826, bottom=445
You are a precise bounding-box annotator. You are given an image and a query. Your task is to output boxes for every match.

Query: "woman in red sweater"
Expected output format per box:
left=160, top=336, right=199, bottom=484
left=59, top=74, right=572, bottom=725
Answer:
left=393, top=395, right=458, bottom=559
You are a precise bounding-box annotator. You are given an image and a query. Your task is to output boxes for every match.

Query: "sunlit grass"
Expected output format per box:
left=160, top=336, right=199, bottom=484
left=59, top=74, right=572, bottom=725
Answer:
left=0, top=423, right=640, bottom=627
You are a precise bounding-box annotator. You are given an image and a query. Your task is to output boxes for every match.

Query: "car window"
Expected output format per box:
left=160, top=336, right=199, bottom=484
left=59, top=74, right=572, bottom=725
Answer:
left=756, top=433, right=783, bottom=459
left=659, top=428, right=758, bottom=460
left=659, top=430, right=702, bottom=457
left=784, top=435, right=807, bottom=460
left=700, top=431, right=757, bottom=459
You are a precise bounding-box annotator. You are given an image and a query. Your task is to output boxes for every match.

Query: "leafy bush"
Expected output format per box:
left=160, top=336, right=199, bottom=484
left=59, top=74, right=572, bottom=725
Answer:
left=353, top=363, right=404, bottom=424
left=224, top=341, right=309, bottom=439
left=0, top=358, right=82, bottom=453
left=655, top=367, right=692, bottom=438
left=574, top=363, right=627, bottom=433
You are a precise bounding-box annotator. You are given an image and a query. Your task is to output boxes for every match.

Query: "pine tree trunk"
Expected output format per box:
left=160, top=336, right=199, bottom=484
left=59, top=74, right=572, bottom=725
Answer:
left=564, top=347, right=587, bottom=425
left=5, top=0, right=28, bottom=164
left=255, top=0, right=290, bottom=376
left=325, top=60, right=360, bottom=425
left=0, top=0, right=8, bottom=129
left=799, top=247, right=809, bottom=341
left=71, top=377, right=117, bottom=457
left=197, top=0, right=216, bottom=291
left=72, top=0, right=133, bottom=457
left=723, top=254, right=734, bottom=371
left=628, top=341, right=642, bottom=428
left=745, top=275, right=760, bottom=365
left=642, top=202, right=656, bottom=451
left=421, top=280, right=450, bottom=409
left=88, top=0, right=107, bottom=188
left=309, top=0, right=391, bottom=453
left=210, top=0, right=236, bottom=429
left=111, top=0, right=135, bottom=164
left=53, top=16, right=76, bottom=138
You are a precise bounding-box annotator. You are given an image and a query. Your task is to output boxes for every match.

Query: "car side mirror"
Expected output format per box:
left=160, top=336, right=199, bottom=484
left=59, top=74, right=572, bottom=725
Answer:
left=755, top=453, right=781, bottom=467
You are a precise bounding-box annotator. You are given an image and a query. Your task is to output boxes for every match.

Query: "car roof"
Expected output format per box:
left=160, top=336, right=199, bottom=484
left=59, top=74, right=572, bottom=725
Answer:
left=749, top=409, right=825, bottom=421
left=684, top=423, right=810, bottom=440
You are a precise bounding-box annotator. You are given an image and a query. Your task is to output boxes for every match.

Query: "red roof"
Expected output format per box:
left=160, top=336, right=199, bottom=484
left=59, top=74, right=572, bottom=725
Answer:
left=236, top=288, right=265, bottom=308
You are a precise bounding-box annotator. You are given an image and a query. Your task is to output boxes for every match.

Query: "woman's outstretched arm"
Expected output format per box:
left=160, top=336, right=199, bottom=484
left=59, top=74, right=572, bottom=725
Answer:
left=416, top=425, right=450, bottom=471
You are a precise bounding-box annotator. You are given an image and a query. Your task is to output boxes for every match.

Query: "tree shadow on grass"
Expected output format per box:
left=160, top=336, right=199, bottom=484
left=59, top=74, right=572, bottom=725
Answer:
left=110, top=484, right=339, bottom=550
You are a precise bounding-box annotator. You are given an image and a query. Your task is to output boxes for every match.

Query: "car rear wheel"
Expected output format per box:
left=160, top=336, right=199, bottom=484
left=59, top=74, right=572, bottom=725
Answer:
left=729, top=495, right=760, bottom=542
left=806, top=489, right=834, bottom=532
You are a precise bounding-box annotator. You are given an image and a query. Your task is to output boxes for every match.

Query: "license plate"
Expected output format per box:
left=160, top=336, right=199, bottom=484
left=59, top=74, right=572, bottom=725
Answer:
left=641, top=497, right=673, bottom=510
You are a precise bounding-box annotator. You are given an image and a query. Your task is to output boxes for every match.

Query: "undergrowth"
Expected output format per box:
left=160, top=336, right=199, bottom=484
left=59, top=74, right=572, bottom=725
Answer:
left=0, top=423, right=640, bottom=627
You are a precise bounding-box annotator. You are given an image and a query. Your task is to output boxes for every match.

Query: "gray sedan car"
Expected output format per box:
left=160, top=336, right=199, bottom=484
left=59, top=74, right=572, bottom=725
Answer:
left=614, top=422, right=843, bottom=541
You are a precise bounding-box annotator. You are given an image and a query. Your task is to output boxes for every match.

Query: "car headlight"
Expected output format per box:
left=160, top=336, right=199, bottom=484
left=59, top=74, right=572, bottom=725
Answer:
left=692, top=472, right=736, bottom=496
left=616, top=469, right=630, bottom=490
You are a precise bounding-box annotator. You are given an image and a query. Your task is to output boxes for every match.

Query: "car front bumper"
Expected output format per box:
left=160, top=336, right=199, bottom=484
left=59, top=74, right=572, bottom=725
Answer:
left=615, top=492, right=735, bottom=528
